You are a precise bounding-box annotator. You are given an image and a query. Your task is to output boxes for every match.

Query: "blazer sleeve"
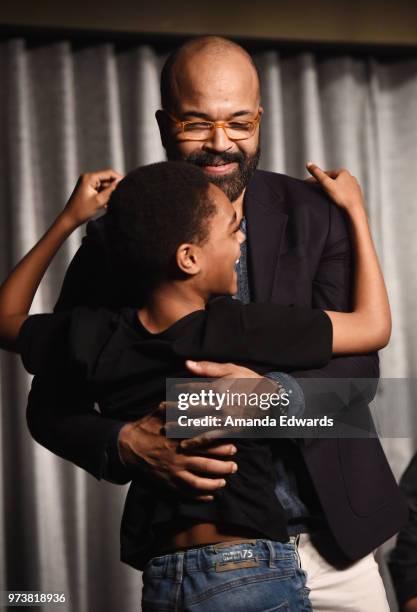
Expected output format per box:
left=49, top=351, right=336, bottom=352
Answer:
left=388, top=453, right=417, bottom=607
left=18, top=312, right=73, bottom=377
left=26, top=375, right=131, bottom=482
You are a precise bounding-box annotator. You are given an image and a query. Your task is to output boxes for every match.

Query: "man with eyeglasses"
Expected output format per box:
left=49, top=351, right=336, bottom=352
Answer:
left=26, top=36, right=407, bottom=610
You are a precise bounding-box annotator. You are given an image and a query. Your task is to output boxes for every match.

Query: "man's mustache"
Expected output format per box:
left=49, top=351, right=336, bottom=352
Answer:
left=185, top=151, right=245, bottom=167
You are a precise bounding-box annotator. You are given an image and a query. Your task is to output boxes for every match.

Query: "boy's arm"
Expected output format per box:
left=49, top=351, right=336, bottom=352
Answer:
left=0, top=213, right=78, bottom=351
left=24, top=232, right=135, bottom=484
left=26, top=230, right=237, bottom=488
left=0, top=171, right=121, bottom=351
left=269, top=164, right=382, bottom=401
left=0, top=169, right=132, bottom=484
left=192, top=298, right=333, bottom=369
left=186, top=170, right=381, bottom=411
left=290, top=171, right=380, bottom=397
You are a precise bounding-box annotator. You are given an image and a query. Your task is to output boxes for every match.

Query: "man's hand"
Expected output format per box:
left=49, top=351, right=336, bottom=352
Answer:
left=118, top=404, right=238, bottom=501
left=404, top=597, right=417, bottom=612
left=178, top=360, right=274, bottom=450
left=61, top=169, right=123, bottom=227
left=186, top=360, right=263, bottom=379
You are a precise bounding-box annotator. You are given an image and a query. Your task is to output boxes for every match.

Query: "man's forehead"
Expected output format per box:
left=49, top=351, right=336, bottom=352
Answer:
left=177, top=97, right=256, bottom=120
left=170, top=53, right=259, bottom=114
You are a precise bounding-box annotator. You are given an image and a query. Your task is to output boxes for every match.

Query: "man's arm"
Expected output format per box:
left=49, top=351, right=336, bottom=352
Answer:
left=53, top=218, right=139, bottom=312
left=54, top=227, right=110, bottom=311
left=27, top=375, right=133, bottom=483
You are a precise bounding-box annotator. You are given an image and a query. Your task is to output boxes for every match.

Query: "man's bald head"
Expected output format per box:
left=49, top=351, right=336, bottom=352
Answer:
left=160, top=36, right=260, bottom=112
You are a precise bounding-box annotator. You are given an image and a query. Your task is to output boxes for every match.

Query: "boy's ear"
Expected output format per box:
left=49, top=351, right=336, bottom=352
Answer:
left=176, top=243, right=201, bottom=276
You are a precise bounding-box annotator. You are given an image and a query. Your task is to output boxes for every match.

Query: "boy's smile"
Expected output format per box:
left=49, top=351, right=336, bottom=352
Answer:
left=196, top=184, right=245, bottom=297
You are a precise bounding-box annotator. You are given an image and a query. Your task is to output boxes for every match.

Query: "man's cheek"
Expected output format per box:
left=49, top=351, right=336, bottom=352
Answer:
left=179, top=143, right=202, bottom=158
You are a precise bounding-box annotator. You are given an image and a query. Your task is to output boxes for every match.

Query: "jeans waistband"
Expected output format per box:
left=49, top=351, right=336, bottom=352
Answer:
left=289, top=534, right=301, bottom=546
left=144, top=539, right=298, bottom=579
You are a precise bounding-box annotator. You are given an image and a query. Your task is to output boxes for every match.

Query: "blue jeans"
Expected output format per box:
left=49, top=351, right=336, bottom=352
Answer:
left=141, top=538, right=312, bottom=611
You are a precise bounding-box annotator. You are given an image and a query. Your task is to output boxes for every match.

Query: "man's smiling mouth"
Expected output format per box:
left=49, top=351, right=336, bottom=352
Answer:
left=202, top=162, right=237, bottom=174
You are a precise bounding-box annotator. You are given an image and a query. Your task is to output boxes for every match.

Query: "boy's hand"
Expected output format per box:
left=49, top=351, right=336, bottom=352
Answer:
left=62, top=169, right=123, bottom=226
left=306, top=163, right=365, bottom=212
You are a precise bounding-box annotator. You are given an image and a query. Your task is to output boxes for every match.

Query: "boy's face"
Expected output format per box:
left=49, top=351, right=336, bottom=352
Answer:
left=197, top=184, right=245, bottom=296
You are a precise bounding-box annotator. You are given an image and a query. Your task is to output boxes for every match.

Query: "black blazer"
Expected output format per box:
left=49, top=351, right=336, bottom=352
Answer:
left=26, top=169, right=408, bottom=561
left=388, top=452, right=417, bottom=607
left=244, top=172, right=408, bottom=560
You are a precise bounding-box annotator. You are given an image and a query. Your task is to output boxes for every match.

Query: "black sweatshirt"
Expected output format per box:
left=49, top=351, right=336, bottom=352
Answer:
left=19, top=296, right=332, bottom=568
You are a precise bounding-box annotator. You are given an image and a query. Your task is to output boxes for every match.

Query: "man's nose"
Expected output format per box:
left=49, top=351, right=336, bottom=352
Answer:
left=203, top=126, right=234, bottom=153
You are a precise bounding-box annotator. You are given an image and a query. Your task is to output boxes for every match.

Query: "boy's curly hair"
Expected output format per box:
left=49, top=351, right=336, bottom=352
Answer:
left=105, top=161, right=217, bottom=298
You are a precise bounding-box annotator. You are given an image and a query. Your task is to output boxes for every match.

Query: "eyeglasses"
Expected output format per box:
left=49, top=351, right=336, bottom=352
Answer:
left=166, top=111, right=261, bottom=141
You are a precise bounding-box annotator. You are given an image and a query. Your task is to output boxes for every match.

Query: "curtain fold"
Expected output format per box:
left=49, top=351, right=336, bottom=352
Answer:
left=1, top=37, right=416, bottom=611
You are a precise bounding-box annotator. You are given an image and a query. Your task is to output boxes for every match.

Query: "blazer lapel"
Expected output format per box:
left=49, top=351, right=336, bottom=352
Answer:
left=244, top=172, right=288, bottom=302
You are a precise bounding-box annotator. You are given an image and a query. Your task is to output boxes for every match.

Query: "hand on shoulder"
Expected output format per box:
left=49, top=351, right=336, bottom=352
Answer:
left=306, top=162, right=365, bottom=213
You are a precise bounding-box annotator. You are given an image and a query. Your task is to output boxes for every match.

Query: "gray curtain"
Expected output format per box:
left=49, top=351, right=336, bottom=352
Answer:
left=1, top=38, right=416, bottom=611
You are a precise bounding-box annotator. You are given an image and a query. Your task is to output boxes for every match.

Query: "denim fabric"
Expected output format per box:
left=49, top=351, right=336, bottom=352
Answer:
left=265, top=371, right=305, bottom=419
left=141, top=539, right=312, bottom=611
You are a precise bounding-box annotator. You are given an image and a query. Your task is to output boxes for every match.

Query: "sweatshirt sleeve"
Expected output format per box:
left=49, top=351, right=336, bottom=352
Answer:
left=174, top=297, right=333, bottom=370
left=17, top=307, right=117, bottom=380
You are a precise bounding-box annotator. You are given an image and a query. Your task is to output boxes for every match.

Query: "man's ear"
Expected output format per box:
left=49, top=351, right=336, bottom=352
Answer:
left=155, top=110, right=168, bottom=150
left=176, top=243, right=201, bottom=277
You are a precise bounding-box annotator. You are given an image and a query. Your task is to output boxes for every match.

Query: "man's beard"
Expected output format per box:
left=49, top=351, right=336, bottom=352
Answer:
left=172, top=147, right=261, bottom=202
